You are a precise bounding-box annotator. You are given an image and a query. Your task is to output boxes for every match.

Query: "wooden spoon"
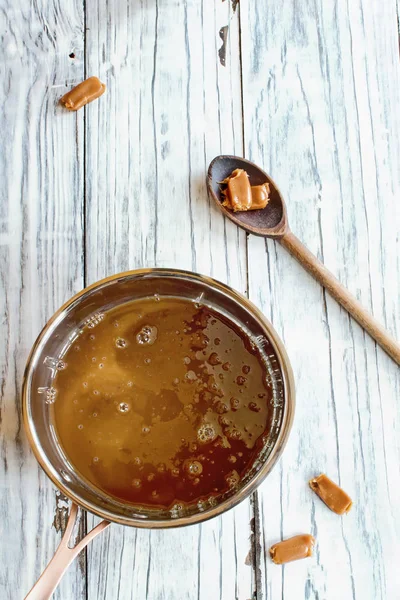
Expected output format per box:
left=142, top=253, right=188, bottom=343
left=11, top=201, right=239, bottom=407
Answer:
left=207, top=155, right=400, bottom=365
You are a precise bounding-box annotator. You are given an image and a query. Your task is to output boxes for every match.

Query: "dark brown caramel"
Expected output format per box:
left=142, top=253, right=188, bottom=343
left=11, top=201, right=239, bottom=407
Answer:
left=52, top=298, right=276, bottom=509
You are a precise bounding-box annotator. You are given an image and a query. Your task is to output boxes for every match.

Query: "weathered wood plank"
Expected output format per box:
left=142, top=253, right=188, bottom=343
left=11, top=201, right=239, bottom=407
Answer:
left=241, top=0, right=400, bottom=598
left=84, top=0, right=253, bottom=598
left=3, top=0, right=399, bottom=597
left=0, top=1, right=86, bottom=598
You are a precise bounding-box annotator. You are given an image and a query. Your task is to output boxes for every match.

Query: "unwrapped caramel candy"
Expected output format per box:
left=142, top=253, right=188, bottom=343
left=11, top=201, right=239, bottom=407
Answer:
left=269, top=534, right=315, bottom=565
left=60, top=76, right=106, bottom=111
left=250, top=184, right=270, bottom=209
left=221, top=169, right=270, bottom=212
left=309, top=474, right=352, bottom=515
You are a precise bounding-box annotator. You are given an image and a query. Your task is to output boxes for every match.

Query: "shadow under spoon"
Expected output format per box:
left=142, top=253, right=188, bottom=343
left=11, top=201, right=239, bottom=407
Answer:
left=207, top=155, right=400, bottom=365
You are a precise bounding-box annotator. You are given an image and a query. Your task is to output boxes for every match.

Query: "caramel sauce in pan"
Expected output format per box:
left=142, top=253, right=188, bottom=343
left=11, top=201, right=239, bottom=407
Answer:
left=53, top=298, right=276, bottom=509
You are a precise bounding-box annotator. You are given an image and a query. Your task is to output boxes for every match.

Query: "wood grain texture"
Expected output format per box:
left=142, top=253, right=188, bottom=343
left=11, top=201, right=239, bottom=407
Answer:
left=1, top=0, right=399, bottom=598
left=241, top=0, right=400, bottom=598
left=0, top=1, right=86, bottom=598
left=280, top=230, right=400, bottom=364
left=84, top=1, right=253, bottom=599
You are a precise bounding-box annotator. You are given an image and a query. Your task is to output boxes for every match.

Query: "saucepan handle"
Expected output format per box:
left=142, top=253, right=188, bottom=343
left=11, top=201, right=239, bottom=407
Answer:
left=24, top=503, right=110, bottom=600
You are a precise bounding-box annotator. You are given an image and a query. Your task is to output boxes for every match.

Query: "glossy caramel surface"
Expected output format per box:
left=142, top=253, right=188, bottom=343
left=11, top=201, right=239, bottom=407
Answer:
left=53, top=298, right=274, bottom=509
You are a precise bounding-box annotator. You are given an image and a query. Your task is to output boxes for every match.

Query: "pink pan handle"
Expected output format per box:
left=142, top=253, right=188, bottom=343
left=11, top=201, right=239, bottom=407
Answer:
left=24, top=503, right=110, bottom=600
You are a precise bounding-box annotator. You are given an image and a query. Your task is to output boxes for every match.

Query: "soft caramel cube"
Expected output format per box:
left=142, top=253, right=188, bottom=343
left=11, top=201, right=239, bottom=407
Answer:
left=221, top=169, right=270, bottom=212
left=221, top=169, right=252, bottom=211
left=309, top=474, right=352, bottom=515
left=270, top=534, right=315, bottom=565
left=60, top=76, right=106, bottom=111
left=250, top=183, right=270, bottom=209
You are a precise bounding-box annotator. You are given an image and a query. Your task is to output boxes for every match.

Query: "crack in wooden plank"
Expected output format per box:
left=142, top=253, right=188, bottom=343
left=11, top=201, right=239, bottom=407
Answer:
left=218, top=25, right=229, bottom=66
left=82, top=0, right=250, bottom=596
left=53, top=491, right=70, bottom=535
left=222, top=0, right=239, bottom=13
left=250, top=493, right=263, bottom=600
left=52, top=494, right=87, bottom=580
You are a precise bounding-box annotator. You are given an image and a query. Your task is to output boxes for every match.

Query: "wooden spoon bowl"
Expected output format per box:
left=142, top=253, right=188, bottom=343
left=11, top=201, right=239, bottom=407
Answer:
left=207, top=155, right=400, bottom=365
left=207, top=155, right=288, bottom=237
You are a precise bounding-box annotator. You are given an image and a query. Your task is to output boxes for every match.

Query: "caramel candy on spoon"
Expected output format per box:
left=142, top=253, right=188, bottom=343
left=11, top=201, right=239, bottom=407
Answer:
left=221, top=169, right=269, bottom=211
left=207, top=155, right=400, bottom=365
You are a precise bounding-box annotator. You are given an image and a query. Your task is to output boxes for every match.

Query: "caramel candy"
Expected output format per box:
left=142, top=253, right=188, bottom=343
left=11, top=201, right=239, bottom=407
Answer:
left=309, top=474, right=352, bottom=515
left=60, top=76, right=106, bottom=111
left=270, top=534, right=315, bottom=565
left=221, top=169, right=252, bottom=211
left=221, top=169, right=270, bottom=212
left=250, top=183, right=270, bottom=209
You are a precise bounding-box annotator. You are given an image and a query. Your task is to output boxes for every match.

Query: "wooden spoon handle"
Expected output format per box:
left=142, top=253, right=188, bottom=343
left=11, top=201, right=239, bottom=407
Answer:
left=280, top=231, right=400, bottom=365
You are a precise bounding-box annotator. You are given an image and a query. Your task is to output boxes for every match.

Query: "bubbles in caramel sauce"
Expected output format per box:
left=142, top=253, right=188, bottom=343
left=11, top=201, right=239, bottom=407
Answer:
left=184, top=459, right=203, bottom=478
left=136, top=324, right=158, bottom=345
left=208, top=352, right=221, bottom=366
left=225, top=470, right=240, bottom=488
left=230, top=397, right=241, bottom=411
left=51, top=297, right=281, bottom=510
left=214, top=400, right=229, bottom=414
left=197, top=423, right=217, bottom=444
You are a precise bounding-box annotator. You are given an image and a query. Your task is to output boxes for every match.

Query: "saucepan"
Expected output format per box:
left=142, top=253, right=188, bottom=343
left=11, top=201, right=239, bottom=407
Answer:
left=22, top=268, right=295, bottom=599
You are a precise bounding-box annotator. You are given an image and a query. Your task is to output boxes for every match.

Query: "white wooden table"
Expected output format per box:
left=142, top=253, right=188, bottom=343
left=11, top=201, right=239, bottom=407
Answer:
left=1, top=1, right=399, bottom=598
